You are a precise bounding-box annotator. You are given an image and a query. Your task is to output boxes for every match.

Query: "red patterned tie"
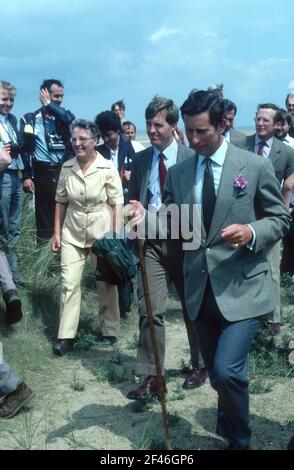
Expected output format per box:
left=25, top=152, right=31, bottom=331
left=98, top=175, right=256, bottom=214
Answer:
left=159, top=152, right=167, bottom=193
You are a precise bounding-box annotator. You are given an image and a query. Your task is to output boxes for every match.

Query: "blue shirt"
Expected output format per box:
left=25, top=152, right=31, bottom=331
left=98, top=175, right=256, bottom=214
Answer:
left=254, top=134, right=273, bottom=159
left=33, top=111, right=64, bottom=164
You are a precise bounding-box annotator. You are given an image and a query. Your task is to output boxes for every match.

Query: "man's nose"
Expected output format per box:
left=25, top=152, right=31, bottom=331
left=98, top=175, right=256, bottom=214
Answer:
left=148, top=124, right=157, bottom=133
left=191, top=134, right=201, bottom=145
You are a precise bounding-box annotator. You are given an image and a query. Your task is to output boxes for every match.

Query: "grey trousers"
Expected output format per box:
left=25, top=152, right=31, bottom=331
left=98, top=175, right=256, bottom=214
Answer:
left=0, top=250, right=16, bottom=295
left=0, top=356, right=21, bottom=397
left=0, top=251, right=20, bottom=397
left=135, top=241, right=205, bottom=376
left=0, top=171, right=23, bottom=283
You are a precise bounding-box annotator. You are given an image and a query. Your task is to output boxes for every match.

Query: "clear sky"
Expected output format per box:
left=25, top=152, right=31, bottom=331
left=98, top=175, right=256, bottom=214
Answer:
left=2, top=0, right=294, bottom=130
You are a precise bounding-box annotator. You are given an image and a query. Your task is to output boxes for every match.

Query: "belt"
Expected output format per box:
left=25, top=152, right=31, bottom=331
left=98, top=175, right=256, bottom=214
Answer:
left=69, top=202, right=105, bottom=214
left=34, top=161, right=61, bottom=175
left=34, top=161, right=61, bottom=169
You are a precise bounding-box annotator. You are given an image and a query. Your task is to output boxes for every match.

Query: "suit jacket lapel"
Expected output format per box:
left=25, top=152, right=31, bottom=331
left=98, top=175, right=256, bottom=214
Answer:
left=7, top=114, right=21, bottom=144
left=140, top=147, right=153, bottom=205
left=179, top=154, right=203, bottom=238
left=269, top=138, right=281, bottom=169
left=207, top=145, right=245, bottom=244
left=246, top=134, right=255, bottom=152
left=176, top=142, right=188, bottom=163
left=98, top=144, right=111, bottom=160
left=118, top=138, right=124, bottom=172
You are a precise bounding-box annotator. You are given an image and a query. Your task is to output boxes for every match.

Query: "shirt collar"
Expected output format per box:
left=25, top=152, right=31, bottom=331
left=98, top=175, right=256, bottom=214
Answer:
left=0, top=114, right=8, bottom=123
left=153, top=138, right=177, bottom=160
left=198, top=138, right=228, bottom=166
left=106, top=134, right=120, bottom=154
left=255, top=134, right=273, bottom=147
left=223, top=130, right=230, bottom=142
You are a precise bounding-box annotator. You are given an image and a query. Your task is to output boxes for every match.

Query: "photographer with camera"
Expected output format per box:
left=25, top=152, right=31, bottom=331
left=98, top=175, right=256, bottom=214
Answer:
left=20, top=79, right=75, bottom=242
left=0, top=81, right=25, bottom=287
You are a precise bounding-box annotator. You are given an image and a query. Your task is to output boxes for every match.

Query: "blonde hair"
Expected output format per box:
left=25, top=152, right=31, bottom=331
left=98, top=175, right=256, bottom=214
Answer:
left=0, top=81, right=17, bottom=97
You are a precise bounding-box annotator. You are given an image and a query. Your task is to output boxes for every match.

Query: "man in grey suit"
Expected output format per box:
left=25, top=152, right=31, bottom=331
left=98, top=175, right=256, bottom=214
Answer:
left=162, top=90, right=290, bottom=449
left=246, top=103, right=294, bottom=333
left=222, top=99, right=247, bottom=149
left=126, top=96, right=207, bottom=401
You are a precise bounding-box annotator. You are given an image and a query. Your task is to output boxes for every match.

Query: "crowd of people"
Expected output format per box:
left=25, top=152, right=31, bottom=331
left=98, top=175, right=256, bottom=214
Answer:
left=0, top=78, right=294, bottom=449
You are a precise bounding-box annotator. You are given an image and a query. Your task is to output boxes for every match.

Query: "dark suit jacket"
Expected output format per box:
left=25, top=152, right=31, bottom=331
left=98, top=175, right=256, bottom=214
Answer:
left=163, top=144, right=291, bottom=321
left=128, top=141, right=195, bottom=278
left=97, top=132, right=135, bottom=174
left=246, top=134, right=294, bottom=183
left=229, top=129, right=247, bottom=149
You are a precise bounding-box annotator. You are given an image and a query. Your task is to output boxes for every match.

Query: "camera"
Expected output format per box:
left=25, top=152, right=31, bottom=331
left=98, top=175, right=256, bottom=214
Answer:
left=7, top=141, right=20, bottom=158
left=47, top=132, right=65, bottom=152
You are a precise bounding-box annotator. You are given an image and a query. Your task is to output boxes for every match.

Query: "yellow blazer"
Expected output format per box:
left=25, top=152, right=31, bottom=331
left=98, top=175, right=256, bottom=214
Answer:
left=55, top=152, right=124, bottom=248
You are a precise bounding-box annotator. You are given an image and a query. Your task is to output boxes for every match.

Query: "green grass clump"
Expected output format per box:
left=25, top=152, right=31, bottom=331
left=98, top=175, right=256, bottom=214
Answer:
left=74, top=331, right=97, bottom=351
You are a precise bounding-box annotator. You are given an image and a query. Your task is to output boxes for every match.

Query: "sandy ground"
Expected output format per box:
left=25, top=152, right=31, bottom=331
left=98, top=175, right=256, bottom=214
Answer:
left=0, top=295, right=293, bottom=451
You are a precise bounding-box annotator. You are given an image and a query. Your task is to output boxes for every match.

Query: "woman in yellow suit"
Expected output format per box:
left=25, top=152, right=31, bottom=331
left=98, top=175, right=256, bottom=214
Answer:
left=51, top=119, right=124, bottom=356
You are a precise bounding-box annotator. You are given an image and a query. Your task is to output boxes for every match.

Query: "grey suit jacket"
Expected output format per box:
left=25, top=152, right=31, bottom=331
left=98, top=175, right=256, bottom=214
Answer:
left=246, top=134, right=294, bottom=183
left=163, top=144, right=291, bottom=321
left=229, top=129, right=247, bottom=149
left=128, top=142, right=194, bottom=207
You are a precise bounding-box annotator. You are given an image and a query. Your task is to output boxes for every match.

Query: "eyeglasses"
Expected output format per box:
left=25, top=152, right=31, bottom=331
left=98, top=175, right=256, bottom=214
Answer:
left=70, top=136, right=93, bottom=144
left=254, top=117, right=274, bottom=124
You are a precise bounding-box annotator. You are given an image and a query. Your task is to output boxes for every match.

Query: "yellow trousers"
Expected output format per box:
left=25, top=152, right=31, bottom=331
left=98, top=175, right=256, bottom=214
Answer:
left=57, top=240, right=120, bottom=339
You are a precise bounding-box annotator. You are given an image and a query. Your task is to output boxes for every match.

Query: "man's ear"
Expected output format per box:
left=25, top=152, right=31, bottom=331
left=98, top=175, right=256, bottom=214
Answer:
left=218, top=118, right=227, bottom=135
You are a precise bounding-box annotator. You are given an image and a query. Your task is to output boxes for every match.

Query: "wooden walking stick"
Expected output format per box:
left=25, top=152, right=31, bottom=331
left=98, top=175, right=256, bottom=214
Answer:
left=136, top=236, right=172, bottom=450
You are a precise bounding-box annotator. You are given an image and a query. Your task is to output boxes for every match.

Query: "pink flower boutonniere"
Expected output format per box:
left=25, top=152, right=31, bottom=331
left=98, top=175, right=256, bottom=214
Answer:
left=234, top=175, right=248, bottom=197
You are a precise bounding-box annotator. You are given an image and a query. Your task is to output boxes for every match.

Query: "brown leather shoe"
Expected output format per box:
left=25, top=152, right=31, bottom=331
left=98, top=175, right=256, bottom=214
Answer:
left=3, top=290, right=23, bottom=326
left=0, top=382, right=33, bottom=419
left=182, top=368, right=208, bottom=389
left=127, top=376, right=165, bottom=401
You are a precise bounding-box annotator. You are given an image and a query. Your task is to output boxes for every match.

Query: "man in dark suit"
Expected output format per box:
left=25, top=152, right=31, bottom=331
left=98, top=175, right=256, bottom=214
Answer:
left=126, top=96, right=207, bottom=401
left=95, top=111, right=136, bottom=318
left=246, top=103, right=294, bottom=333
left=95, top=111, right=135, bottom=204
left=222, top=99, right=247, bottom=149
left=162, top=90, right=290, bottom=449
left=0, top=81, right=24, bottom=286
